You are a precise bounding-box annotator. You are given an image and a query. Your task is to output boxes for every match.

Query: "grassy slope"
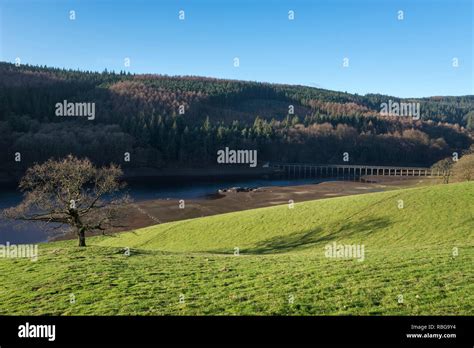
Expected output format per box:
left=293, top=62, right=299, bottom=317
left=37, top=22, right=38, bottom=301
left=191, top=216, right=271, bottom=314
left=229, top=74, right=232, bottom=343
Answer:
left=0, top=182, right=473, bottom=315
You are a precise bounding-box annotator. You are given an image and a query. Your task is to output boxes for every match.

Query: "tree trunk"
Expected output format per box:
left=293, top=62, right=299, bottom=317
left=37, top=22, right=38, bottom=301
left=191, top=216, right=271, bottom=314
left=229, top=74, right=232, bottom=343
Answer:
left=78, top=228, right=86, bottom=247
left=71, top=209, right=86, bottom=247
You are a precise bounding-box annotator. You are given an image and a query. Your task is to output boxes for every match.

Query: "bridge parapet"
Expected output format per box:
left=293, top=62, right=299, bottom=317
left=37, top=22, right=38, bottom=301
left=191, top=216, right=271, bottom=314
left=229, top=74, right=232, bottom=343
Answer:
left=268, top=162, right=444, bottom=179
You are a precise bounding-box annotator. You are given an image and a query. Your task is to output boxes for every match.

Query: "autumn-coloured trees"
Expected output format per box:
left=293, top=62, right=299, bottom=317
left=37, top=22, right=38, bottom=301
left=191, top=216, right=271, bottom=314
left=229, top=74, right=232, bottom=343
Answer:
left=452, top=153, right=474, bottom=182
left=0, top=62, right=473, bottom=178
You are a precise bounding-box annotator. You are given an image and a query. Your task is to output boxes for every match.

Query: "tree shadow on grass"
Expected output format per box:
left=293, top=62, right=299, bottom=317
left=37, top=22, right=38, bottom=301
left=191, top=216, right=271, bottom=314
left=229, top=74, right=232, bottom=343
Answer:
left=239, top=216, right=392, bottom=255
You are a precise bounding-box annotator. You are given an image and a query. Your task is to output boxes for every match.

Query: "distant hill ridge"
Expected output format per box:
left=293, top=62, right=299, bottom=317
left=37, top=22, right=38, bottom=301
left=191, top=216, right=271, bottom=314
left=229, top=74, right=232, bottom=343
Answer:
left=0, top=61, right=472, bottom=175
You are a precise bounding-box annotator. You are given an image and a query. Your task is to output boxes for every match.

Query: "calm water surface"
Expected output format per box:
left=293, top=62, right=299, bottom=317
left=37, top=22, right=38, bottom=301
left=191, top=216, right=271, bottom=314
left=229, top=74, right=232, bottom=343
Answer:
left=0, top=177, right=324, bottom=243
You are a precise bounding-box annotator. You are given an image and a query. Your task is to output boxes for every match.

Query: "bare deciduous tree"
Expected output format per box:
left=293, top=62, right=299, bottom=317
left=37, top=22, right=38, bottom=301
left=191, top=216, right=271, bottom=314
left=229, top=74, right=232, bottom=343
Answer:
left=3, top=155, right=130, bottom=247
left=431, top=158, right=453, bottom=184
left=452, top=153, right=474, bottom=182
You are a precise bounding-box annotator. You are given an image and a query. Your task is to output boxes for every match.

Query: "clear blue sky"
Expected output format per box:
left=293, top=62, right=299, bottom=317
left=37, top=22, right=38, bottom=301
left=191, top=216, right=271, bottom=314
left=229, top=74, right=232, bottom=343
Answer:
left=0, top=0, right=472, bottom=97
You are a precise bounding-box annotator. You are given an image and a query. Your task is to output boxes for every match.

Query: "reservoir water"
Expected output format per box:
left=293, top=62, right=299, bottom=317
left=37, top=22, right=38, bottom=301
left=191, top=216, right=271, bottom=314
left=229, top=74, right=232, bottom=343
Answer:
left=0, top=177, right=322, bottom=244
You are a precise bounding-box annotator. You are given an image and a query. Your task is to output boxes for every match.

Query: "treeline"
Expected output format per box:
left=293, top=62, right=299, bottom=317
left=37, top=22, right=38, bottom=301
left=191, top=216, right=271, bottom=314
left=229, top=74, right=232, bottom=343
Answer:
left=0, top=62, right=473, bottom=177
left=2, top=62, right=474, bottom=125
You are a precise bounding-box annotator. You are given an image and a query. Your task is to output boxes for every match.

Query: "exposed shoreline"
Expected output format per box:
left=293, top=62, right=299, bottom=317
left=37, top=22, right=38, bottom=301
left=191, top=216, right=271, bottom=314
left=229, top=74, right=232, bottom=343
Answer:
left=52, top=176, right=439, bottom=242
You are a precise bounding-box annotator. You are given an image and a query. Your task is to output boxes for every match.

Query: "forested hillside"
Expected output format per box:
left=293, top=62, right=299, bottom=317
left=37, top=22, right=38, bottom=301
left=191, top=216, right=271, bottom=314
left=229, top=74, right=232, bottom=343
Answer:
left=1, top=62, right=473, bottom=179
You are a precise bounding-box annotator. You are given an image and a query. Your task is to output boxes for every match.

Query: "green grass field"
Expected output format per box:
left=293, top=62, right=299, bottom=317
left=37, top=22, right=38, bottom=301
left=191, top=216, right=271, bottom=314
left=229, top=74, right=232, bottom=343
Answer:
left=1, top=182, right=473, bottom=315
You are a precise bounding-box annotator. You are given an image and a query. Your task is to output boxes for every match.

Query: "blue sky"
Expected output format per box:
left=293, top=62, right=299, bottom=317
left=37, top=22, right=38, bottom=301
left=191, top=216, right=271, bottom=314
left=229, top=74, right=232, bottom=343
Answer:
left=0, top=0, right=472, bottom=97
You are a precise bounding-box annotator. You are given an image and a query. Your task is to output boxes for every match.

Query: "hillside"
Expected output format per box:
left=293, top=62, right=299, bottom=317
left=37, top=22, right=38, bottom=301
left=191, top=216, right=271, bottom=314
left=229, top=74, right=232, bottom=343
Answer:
left=0, top=62, right=473, bottom=181
left=0, top=182, right=472, bottom=315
